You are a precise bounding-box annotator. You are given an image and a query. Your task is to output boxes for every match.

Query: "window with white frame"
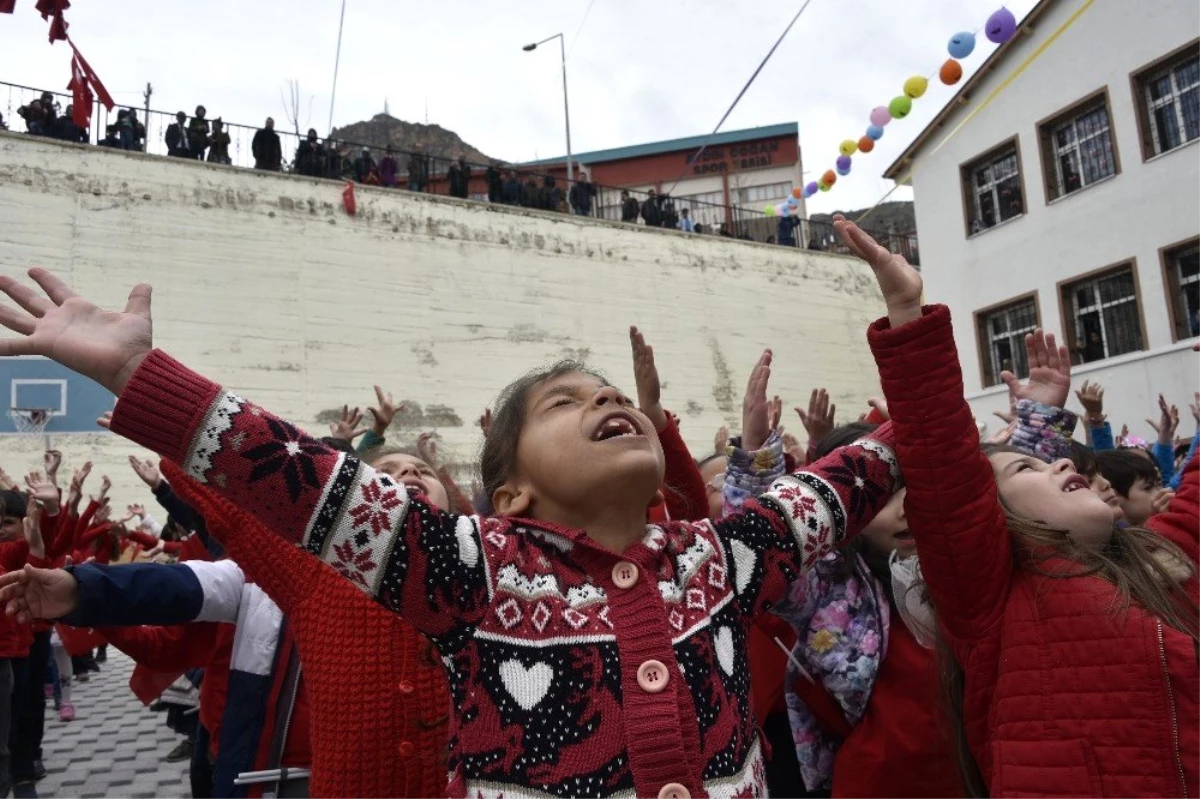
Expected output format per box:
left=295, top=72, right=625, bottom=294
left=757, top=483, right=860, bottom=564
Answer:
left=1135, top=48, right=1199, bottom=158
left=962, top=143, right=1024, bottom=235
left=1164, top=240, right=1200, bottom=340
left=1061, top=265, right=1145, bottom=364
left=736, top=182, right=792, bottom=207
left=1042, top=97, right=1117, bottom=199
left=975, top=297, right=1039, bottom=387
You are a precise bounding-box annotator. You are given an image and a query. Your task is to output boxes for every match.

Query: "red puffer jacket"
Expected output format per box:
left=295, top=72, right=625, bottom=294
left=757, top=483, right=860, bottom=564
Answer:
left=870, top=305, right=1198, bottom=798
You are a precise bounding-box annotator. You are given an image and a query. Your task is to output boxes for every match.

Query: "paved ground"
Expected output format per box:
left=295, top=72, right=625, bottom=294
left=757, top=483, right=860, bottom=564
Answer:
left=28, top=652, right=191, bottom=799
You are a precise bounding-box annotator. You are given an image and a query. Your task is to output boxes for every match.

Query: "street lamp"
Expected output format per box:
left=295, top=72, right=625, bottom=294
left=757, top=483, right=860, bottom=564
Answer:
left=523, top=33, right=573, bottom=186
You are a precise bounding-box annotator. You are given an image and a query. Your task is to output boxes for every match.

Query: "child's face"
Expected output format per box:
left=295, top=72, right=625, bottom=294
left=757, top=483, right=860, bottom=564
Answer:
left=859, top=488, right=912, bottom=557
left=501, top=372, right=664, bottom=520
left=1118, top=477, right=1161, bottom=527
left=374, top=453, right=450, bottom=510
left=988, top=453, right=1114, bottom=549
left=0, top=515, right=21, bottom=542
left=1087, top=472, right=1125, bottom=522
left=699, top=456, right=727, bottom=521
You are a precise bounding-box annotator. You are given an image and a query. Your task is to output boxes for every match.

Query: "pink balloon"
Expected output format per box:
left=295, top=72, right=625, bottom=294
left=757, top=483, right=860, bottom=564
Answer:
left=869, top=106, right=892, bottom=127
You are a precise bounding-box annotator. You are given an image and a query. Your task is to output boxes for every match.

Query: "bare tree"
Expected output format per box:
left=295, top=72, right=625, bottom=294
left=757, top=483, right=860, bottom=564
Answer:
left=280, top=79, right=314, bottom=137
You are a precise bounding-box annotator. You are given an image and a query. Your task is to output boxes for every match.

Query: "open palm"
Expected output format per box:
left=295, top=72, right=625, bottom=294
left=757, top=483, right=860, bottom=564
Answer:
left=833, top=215, right=923, bottom=324
left=0, top=269, right=153, bottom=395
left=1001, top=329, right=1070, bottom=408
left=0, top=565, right=80, bottom=624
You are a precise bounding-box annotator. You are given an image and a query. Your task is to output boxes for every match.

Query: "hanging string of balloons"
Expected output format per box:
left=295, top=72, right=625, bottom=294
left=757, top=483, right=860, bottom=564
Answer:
left=764, top=6, right=1019, bottom=217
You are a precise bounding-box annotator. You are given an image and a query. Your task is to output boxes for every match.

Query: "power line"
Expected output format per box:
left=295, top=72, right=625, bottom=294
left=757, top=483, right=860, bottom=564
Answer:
left=665, top=0, right=814, bottom=194
left=566, top=0, right=598, bottom=61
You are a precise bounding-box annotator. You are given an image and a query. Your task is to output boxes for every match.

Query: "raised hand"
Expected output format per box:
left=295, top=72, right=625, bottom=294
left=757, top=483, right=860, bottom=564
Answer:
left=0, top=468, right=16, bottom=492
left=97, top=411, right=112, bottom=430
left=1146, top=394, right=1180, bottom=445
left=94, top=501, right=111, bottom=524
left=629, top=326, right=669, bottom=431
left=24, top=472, right=59, bottom=512
left=128, top=503, right=146, bottom=519
left=1117, top=423, right=1129, bottom=448
left=23, top=510, right=45, bottom=560
left=128, top=455, right=163, bottom=489
left=1074, top=380, right=1105, bottom=424
left=1000, top=329, right=1071, bottom=409
left=329, top=405, right=369, bottom=442
left=66, top=461, right=91, bottom=508
left=1190, top=392, right=1200, bottom=428
left=417, top=432, right=439, bottom=467
left=741, top=350, right=773, bottom=451
left=796, top=388, right=836, bottom=445
left=993, top=387, right=1018, bottom=425
left=98, top=474, right=112, bottom=504
left=714, top=425, right=729, bottom=455
left=367, top=385, right=401, bottom=436
left=0, top=268, right=154, bottom=396
left=781, top=431, right=806, bottom=465
left=0, top=565, right=81, bottom=623
left=768, top=396, right=782, bottom=434
left=866, top=397, right=890, bottom=421
left=1151, top=488, right=1176, bottom=516
left=833, top=214, right=922, bottom=327
left=43, top=450, right=62, bottom=485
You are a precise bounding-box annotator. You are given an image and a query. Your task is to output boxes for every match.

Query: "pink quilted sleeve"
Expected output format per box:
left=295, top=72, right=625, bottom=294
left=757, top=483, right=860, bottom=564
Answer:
left=868, top=304, right=1012, bottom=648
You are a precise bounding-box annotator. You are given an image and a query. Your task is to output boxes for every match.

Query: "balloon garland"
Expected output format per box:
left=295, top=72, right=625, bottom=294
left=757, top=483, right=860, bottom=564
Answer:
left=763, top=6, right=1019, bottom=217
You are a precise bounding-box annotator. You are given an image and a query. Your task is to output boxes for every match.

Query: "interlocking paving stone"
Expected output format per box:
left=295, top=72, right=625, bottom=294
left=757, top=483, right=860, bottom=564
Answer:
left=34, top=651, right=190, bottom=798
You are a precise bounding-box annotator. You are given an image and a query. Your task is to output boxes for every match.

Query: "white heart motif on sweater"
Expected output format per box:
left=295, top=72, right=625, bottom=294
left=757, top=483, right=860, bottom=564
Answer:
left=455, top=516, right=480, bottom=567
left=714, top=626, right=736, bottom=676
left=499, top=659, right=554, bottom=711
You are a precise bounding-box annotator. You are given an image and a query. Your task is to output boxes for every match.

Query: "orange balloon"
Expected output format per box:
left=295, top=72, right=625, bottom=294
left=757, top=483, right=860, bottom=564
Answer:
left=792, top=187, right=803, bottom=199
left=857, top=136, right=875, bottom=153
left=822, top=169, right=837, bottom=186
left=939, top=59, right=963, bottom=85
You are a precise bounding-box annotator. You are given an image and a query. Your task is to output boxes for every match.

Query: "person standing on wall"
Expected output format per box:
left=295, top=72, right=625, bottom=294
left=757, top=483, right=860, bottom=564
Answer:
left=165, top=111, right=191, bottom=158
left=187, top=105, right=209, bottom=161
left=252, top=117, right=282, bottom=171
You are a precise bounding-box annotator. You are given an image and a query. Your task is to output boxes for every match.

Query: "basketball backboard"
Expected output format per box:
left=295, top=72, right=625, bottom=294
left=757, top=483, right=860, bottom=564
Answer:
left=0, top=356, right=114, bottom=435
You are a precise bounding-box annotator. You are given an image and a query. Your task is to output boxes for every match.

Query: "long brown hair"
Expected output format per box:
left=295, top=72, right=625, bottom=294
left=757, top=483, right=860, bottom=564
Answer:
left=936, top=444, right=1199, bottom=796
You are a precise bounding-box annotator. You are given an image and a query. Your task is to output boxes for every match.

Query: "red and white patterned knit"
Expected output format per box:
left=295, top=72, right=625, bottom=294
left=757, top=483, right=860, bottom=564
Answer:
left=111, top=350, right=899, bottom=799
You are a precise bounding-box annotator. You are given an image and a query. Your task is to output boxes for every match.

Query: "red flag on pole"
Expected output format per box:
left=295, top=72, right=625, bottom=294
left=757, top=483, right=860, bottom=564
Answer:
left=0, top=1, right=17, bottom=15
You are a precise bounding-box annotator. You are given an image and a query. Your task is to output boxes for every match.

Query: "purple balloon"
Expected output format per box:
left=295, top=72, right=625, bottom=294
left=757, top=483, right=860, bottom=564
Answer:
left=869, top=106, right=891, bottom=127
left=836, top=155, right=852, bottom=171
left=986, top=7, right=1017, bottom=44
left=805, top=181, right=819, bottom=196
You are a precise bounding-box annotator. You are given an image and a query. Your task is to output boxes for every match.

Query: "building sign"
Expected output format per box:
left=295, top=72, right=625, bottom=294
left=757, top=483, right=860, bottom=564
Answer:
left=687, top=140, right=780, bottom=175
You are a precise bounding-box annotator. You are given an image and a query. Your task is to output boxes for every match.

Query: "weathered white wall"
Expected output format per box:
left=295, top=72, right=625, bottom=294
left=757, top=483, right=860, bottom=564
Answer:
left=0, top=132, right=886, bottom=506
left=906, top=0, right=1199, bottom=437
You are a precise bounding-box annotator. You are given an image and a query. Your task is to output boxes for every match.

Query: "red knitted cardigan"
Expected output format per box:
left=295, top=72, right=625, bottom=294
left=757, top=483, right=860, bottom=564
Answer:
left=161, top=459, right=451, bottom=799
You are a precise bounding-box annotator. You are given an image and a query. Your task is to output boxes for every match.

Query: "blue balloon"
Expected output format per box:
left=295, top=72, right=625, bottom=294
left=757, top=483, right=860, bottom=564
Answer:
left=866, top=124, right=885, bottom=141
left=948, top=31, right=975, bottom=59
left=837, top=164, right=851, bottom=176
left=786, top=196, right=799, bottom=207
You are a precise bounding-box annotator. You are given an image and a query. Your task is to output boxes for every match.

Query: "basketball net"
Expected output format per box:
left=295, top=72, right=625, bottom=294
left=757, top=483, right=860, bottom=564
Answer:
left=9, top=408, right=52, bottom=447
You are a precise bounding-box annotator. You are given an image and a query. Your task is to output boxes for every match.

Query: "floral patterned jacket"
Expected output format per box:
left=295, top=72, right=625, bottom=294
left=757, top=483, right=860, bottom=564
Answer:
left=724, top=432, right=894, bottom=792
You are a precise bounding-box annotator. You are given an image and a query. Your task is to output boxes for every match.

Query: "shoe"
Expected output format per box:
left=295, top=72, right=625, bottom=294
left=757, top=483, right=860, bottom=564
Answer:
left=164, top=739, right=194, bottom=763
left=59, top=703, right=75, bottom=722
left=94, top=647, right=107, bottom=663
left=149, top=701, right=168, bottom=712
left=75, top=673, right=89, bottom=682
left=21, top=760, right=47, bottom=781
left=86, top=660, right=100, bottom=673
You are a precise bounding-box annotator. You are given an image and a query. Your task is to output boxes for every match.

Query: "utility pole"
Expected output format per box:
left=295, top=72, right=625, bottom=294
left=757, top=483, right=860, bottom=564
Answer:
left=142, top=83, right=152, bottom=152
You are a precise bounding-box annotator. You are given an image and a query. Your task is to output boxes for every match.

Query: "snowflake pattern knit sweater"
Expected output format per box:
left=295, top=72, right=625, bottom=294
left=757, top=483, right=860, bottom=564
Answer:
left=110, top=350, right=900, bottom=799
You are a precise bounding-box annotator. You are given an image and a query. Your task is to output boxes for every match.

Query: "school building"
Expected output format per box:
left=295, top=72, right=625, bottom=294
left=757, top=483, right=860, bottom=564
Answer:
left=884, top=0, right=1199, bottom=434
left=521, top=122, right=805, bottom=230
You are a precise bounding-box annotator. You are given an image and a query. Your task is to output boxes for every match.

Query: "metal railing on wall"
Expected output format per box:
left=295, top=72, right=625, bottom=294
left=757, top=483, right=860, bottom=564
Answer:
left=2, top=79, right=918, bottom=263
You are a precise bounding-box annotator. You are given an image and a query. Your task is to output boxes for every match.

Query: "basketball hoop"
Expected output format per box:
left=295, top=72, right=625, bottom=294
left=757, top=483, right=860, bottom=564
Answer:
left=9, top=407, right=52, bottom=437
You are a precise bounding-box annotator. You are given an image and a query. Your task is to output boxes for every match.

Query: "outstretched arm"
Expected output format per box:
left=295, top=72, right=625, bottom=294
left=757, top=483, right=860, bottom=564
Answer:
left=838, top=215, right=1016, bottom=648
left=0, top=269, right=488, bottom=639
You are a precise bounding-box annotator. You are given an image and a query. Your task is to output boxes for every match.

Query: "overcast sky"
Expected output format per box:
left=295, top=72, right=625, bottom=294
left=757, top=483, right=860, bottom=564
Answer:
left=6, top=0, right=1038, bottom=212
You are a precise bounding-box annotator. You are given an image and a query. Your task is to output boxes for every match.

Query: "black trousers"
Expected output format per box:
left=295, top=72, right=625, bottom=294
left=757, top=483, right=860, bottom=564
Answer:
left=10, top=631, right=49, bottom=779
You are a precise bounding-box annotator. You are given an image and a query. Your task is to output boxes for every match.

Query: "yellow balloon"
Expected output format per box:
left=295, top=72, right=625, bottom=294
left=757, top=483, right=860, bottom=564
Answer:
left=903, top=75, right=928, bottom=99
left=839, top=139, right=858, bottom=156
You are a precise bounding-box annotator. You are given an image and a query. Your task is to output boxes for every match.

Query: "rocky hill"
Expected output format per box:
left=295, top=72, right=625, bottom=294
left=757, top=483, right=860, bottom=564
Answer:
left=811, top=201, right=915, bottom=233
left=330, top=114, right=497, bottom=164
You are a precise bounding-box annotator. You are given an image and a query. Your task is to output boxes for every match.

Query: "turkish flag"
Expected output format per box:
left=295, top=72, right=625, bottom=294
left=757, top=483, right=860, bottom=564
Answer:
left=0, top=1, right=17, bottom=15
left=342, top=181, right=357, bottom=216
